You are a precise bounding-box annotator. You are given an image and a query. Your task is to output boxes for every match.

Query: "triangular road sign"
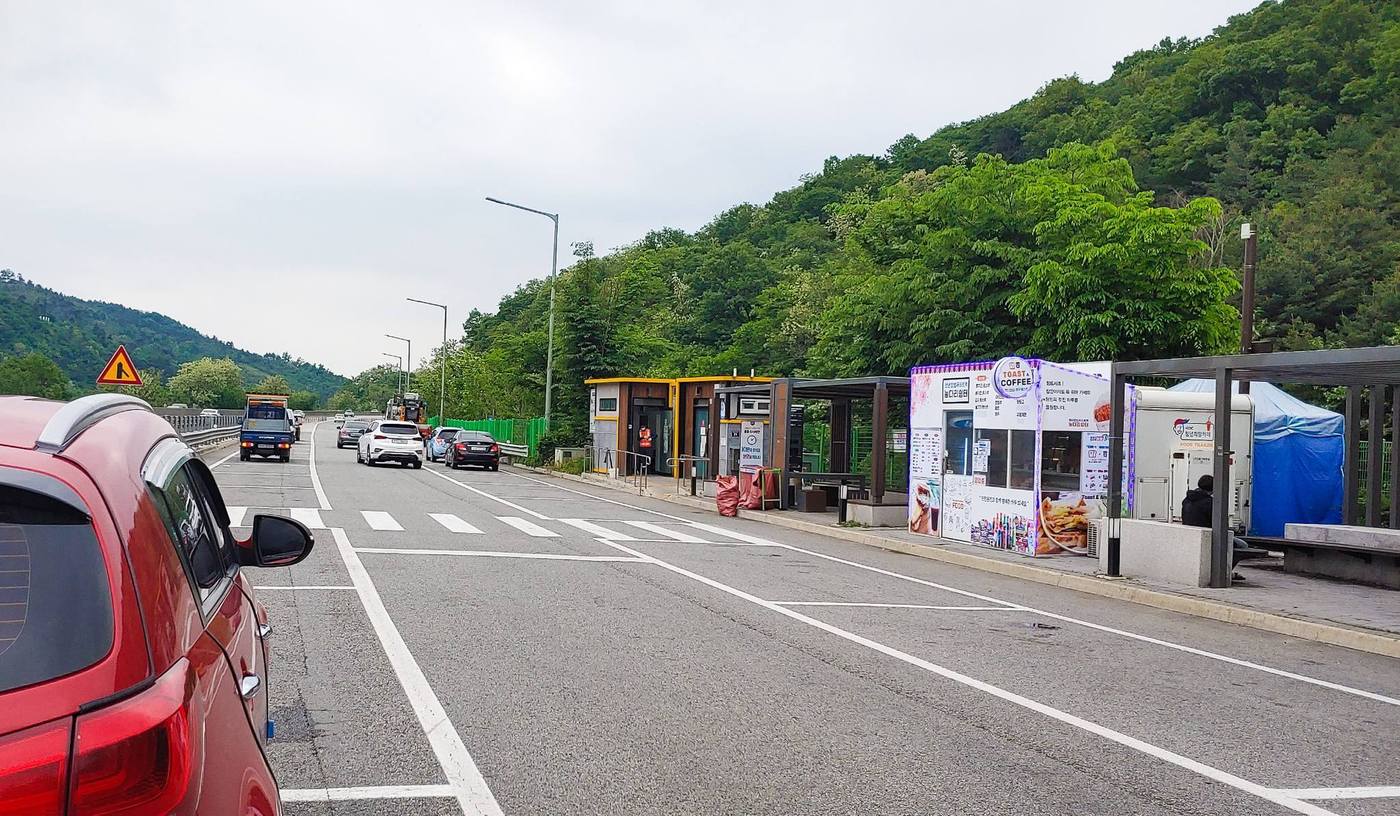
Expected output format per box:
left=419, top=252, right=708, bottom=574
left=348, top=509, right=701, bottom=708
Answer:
left=97, top=345, right=143, bottom=386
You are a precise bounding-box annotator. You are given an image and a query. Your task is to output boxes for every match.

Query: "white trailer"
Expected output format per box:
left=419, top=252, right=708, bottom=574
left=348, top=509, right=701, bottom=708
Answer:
left=1128, top=387, right=1254, bottom=531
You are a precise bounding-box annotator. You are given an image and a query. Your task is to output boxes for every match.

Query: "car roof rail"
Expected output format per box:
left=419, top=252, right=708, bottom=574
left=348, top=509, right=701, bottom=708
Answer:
left=35, top=393, right=153, bottom=454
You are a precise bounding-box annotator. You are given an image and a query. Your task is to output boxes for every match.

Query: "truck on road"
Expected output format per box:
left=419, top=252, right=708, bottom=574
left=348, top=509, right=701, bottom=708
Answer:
left=240, top=393, right=295, bottom=462
left=385, top=391, right=431, bottom=439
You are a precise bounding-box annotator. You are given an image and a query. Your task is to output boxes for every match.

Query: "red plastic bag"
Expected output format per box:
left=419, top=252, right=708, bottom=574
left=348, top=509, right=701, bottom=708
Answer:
left=743, top=470, right=764, bottom=510
left=716, top=476, right=740, bottom=517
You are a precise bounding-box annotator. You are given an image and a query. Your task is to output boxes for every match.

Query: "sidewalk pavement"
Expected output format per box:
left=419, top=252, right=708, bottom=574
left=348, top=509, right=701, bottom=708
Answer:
left=518, top=465, right=1400, bottom=659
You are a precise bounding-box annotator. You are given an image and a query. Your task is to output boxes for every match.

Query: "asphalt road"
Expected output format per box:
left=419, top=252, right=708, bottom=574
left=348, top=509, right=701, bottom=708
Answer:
left=209, top=422, right=1400, bottom=816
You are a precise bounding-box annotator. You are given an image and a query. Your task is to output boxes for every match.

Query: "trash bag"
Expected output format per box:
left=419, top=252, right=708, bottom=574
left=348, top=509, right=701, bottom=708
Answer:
left=743, top=469, right=764, bottom=510
left=716, top=475, right=740, bottom=517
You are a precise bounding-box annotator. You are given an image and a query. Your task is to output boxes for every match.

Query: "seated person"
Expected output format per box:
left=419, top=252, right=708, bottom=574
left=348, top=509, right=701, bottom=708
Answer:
left=1181, top=474, right=1248, bottom=579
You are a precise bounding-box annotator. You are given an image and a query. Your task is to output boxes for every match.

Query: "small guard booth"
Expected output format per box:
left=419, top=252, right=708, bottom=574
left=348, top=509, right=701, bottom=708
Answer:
left=587, top=375, right=770, bottom=478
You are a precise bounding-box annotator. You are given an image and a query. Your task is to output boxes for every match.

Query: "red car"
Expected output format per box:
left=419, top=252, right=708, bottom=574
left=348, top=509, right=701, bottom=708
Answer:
left=0, top=394, right=313, bottom=815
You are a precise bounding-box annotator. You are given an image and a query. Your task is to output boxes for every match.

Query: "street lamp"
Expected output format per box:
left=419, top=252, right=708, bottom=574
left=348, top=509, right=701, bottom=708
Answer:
left=386, top=334, right=411, bottom=394
left=407, top=298, right=448, bottom=423
left=381, top=353, right=403, bottom=393
left=1240, top=222, right=1258, bottom=396
left=486, top=195, right=558, bottom=428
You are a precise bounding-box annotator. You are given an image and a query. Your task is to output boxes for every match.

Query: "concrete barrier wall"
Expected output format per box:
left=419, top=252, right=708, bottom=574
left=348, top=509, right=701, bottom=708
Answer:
left=1097, top=519, right=1212, bottom=587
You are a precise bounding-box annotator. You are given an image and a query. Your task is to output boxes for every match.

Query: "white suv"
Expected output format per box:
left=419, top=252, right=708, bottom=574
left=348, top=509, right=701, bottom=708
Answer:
left=357, top=419, right=423, bottom=468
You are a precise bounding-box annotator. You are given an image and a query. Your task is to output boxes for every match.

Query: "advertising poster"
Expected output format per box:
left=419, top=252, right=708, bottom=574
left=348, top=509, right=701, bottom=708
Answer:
left=1039, top=364, right=1110, bottom=433
left=942, top=475, right=974, bottom=541
left=909, top=428, right=941, bottom=479
left=1080, top=432, right=1110, bottom=496
left=909, top=479, right=941, bottom=535
left=739, top=420, right=764, bottom=471
left=1036, top=493, right=1103, bottom=555
left=908, top=427, right=942, bottom=536
left=970, top=487, right=1036, bottom=553
left=973, top=364, right=1037, bottom=431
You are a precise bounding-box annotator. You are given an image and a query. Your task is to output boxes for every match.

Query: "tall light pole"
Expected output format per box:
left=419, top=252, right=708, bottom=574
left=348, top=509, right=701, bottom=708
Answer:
left=382, top=353, right=403, bottom=393
left=408, top=298, right=448, bottom=423
left=1239, top=222, right=1258, bottom=396
left=386, top=334, right=411, bottom=394
left=486, top=195, right=558, bottom=428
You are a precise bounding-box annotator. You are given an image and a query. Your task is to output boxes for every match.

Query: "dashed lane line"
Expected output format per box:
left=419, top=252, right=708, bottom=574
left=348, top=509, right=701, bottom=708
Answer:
left=422, top=466, right=552, bottom=519
left=280, top=784, right=456, bottom=802
left=558, top=518, right=635, bottom=540
left=622, top=520, right=706, bottom=542
left=352, top=547, right=645, bottom=563
left=429, top=513, right=485, bottom=534
left=362, top=510, right=404, bottom=531
left=496, top=516, right=559, bottom=537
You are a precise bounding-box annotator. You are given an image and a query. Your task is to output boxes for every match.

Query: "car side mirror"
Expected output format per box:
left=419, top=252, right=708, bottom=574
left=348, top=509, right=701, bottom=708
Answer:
left=241, top=515, right=314, bottom=567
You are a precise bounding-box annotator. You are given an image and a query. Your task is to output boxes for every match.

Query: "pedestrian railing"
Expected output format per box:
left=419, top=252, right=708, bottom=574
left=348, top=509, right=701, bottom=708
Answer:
left=586, top=446, right=650, bottom=494
left=667, top=455, right=709, bottom=497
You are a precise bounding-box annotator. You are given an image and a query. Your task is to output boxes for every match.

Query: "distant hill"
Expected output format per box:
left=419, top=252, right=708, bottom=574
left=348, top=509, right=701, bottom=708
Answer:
left=0, top=271, right=345, bottom=397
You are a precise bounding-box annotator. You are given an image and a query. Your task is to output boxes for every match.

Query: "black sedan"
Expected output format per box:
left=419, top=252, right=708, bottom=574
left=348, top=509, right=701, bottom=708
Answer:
left=336, top=419, right=371, bottom=448
left=444, top=431, right=500, bottom=471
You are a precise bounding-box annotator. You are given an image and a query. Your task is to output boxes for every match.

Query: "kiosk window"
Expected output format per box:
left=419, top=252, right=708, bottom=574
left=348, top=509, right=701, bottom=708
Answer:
left=1009, top=430, right=1036, bottom=489
left=944, top=412, right=973, bottom=476
left=974, top=429, right=1009, bottom=488
left=1041, top=431, right=1082, bottom=491
left=598, top=397, right=618, bottom=412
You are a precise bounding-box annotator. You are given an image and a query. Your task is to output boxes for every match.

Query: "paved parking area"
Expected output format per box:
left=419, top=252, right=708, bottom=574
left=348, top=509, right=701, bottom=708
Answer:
left=209, top=423, right=1400, bottom=815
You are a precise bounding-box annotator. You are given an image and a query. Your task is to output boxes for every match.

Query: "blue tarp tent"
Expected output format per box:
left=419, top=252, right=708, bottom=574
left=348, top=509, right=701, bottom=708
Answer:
left=1168, top=380, right=1343, bottom=536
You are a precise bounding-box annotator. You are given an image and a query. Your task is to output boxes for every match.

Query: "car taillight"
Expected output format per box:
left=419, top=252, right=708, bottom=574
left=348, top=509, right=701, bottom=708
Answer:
left=455, top=442, right=467, bottom=450
left=373, top=434, right=387, bottom=440
left=0, top=718, right=71, bottom=815
left=489, top=443, right=500, bottom=453
left=70, top=659, right=194, bottom=816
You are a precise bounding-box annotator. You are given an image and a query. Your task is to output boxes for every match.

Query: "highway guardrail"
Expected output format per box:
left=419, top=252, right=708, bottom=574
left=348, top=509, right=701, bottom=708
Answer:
left=498, top=442, right=529, bottom=460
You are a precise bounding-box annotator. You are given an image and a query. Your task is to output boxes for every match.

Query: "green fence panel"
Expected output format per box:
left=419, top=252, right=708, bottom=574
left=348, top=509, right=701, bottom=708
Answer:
left=430, top=416, right=548, bottom=458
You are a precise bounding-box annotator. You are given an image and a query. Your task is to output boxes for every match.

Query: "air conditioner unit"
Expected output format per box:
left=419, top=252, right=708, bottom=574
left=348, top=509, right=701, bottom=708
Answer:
left=739, top=397, right=770, bottom=415
left=1086, top=518, right=1107, bottom=559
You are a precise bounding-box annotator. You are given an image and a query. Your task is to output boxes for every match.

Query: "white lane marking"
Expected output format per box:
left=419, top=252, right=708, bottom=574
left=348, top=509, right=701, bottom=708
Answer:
left=280, top=784, right=456, bottom=802
left=353, top=547, right=645, bottom=563
left=227, top=506, right=248, bottom=527
left=558, top=518, right=634, bottom=540
left=330, top=529, right=502, bottom=816
left=506, top=468, right=1400, bottom=707
left=622, top=520, right=706, bottom=542
left=599, top=537, right=1337, bottom=816
left=290, top=508, right=327, bottom=530
left=251, top=585, right=356, bottom=591
left=210, top=449, right=240, bottom=469
left=497, top=516, right=558, bottom=537
left=307, top=422, right=332, bottom=509
left=212, top=483, right=319, bottom=490
left=1270, top=786, right=1400, bottom=800
left=773, top=602, right=1017, bottom=610
left=362, top=510, right=404, bottom=531
left=423, top=466, right=551, bottom=519
left=430, top=513, right=484, bottom=534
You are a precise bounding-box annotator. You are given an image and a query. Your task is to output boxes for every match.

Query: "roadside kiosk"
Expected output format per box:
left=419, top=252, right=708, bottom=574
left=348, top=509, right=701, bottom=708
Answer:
left=908, top=357, right=1253, bottom=557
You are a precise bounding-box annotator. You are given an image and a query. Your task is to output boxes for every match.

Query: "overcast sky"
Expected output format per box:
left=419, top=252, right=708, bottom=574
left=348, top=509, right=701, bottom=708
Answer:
left=1, top=0, right=1259, bottom=377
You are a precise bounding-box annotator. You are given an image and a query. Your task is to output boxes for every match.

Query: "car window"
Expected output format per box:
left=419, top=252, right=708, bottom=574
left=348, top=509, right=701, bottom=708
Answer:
left=438, top=429, right=459, bottom=439
left=462, top=432, right=494, bottom=442
left=380, top=423, right=418, bottom=435
left=0, top=477, right=113, bottom=693
left=346, top=421, right=369, bottom=430
left=152, top=464, right=235, bottom=603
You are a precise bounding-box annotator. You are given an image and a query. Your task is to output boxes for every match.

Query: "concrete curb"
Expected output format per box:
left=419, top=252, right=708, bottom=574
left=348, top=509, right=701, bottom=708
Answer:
left=511, top=466, right=1400, bottom=659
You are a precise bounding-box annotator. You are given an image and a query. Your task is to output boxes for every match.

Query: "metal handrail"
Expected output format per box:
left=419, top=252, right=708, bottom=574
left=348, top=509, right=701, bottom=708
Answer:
left=585, top=446, right=650, bottom=493
left=667, top=454, right=710, bottom=496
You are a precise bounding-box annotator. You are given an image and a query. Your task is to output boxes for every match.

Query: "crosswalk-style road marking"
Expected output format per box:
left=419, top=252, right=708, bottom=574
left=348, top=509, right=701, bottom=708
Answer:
left=558, top=518, right=635, bottom=540
left=497, top=516, right=559, bottom=537
left=361, top=511, right=404, bottom=531
left=429, top=513, right=484, bottom=534
left=290, top=508, right=327, bottom=530
left=622, top=520, right=706, bottom=542
left=227, top=506, right=248, bottom=527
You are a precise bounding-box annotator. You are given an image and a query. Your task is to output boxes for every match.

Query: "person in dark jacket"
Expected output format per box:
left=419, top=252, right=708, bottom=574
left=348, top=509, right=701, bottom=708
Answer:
left=1181, top=474, right=1215, bottom=527
left=1181, top=474, right=1247, bottom=580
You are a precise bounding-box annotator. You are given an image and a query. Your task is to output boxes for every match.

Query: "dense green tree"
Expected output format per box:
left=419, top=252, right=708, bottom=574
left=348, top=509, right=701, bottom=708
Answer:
left=99, top=367, right=171, bottom=406
left=168, top=357, right=245, bottom=408
left=288, top=390, right=319, bottom=411
left=251, top=374, right=292, bottom=395
left=0, top=352, right=73, bottom=399
left=328, top=364, right=400, bottom=413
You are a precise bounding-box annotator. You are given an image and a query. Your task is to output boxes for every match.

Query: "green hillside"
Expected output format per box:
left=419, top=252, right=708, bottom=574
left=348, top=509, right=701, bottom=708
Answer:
left=407, top=0, right=1396, bottom=441
left=0, top=271, right=345, bottom=398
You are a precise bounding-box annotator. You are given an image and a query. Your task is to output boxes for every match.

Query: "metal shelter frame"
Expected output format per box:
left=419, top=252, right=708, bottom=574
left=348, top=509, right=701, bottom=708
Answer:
left=1107, top=345, right=1400, bottom=588
left=715, top=376, right=911, bottom=508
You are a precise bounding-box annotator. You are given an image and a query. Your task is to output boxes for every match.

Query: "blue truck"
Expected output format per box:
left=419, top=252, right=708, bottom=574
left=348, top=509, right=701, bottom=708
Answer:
left=239, top=393, right=295, bottom=462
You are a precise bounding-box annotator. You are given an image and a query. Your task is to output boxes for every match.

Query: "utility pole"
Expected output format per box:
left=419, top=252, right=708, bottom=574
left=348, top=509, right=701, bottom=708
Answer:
left=486, top=196, right=559, bottom=428
left=1239, top=222, right=1257, bottom=396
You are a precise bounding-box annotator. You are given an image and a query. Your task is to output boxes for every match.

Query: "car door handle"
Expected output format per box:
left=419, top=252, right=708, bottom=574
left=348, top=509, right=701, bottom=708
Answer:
left=240, top=673, right=262, bottom=700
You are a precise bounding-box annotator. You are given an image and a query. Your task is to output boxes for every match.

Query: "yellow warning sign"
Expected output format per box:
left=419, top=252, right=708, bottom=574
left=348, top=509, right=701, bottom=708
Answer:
left=97, top=345, right=143, bottom=386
